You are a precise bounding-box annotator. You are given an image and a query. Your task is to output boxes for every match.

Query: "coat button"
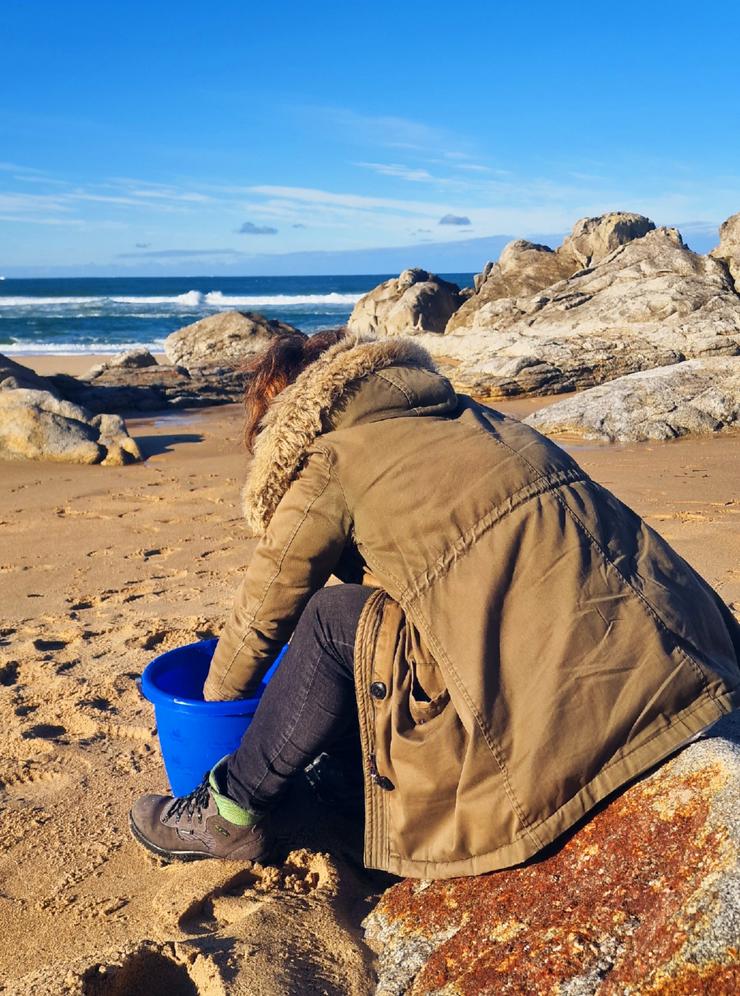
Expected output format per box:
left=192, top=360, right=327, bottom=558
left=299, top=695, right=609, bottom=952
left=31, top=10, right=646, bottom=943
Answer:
left=370, top=681, right=387, bottom=700
left=376, top=775, right=395, bottom=791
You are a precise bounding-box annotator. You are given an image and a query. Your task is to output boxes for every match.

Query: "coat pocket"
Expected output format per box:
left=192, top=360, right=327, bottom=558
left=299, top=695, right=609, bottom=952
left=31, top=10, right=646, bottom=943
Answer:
left=408, top=659, right=450, bottom=726
left=404, top=622, right=450, bottom=728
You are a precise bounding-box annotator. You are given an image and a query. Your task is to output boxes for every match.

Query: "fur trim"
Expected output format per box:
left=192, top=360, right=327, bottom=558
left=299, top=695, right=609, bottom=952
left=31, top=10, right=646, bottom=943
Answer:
left=243, top=334, right=438, bottom=534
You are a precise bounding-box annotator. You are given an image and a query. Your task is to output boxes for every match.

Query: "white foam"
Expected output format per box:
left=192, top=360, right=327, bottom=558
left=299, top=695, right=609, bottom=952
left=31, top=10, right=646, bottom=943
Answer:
left=0, top=289, right=360, bottom=309
left=110, top=290, right=204, bottom=306
left=0, top=290, right=203, bottom=307
left=0, top=296, right=102, bottom=306
left=204, top=291, right=361, bottom=307
left=2, top=340, right=166, bottom=355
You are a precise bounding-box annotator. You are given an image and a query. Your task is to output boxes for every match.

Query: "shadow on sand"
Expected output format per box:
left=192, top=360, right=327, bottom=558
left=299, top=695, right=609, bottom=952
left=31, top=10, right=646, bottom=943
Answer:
left=133, top=433, right=204, bottom=458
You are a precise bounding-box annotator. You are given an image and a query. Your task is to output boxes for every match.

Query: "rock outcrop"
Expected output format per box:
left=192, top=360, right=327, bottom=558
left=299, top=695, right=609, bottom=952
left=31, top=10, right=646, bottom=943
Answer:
left=559, top=211, right=656, bottom=268
left=711, top=211, right=740, bottom=292
left=525, top=357, right=740, bottom=441
left=447, top=212, right=655, bottom=333
left=421, top=227, right=740, bottom=398
left=348, top=269, right=463, bottom=336
left=0, top=353, right=60, bottom=394
left=164, top=310, right=299, bottom=370
left=0, top=388, right=142, bottom=465
left=364, top=712, right=740, bottom=995
left=58, top=349, right=247, bottom=412
left=83, top=347, right=159, bottom=380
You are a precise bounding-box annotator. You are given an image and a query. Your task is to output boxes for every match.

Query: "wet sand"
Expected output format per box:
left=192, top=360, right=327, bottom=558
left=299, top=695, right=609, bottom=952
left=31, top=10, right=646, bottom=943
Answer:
left=0, top=357, right=738, bottom=992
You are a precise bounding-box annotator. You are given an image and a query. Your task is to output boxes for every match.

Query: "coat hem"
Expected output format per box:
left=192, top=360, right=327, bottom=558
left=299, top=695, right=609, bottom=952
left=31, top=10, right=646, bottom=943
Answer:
left=363, top=686, right=737, bottom=880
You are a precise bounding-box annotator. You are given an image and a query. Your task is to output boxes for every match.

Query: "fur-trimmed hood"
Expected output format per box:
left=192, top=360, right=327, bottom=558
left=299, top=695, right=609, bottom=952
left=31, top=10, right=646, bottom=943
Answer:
left=243, top=335, right=442, bottom=534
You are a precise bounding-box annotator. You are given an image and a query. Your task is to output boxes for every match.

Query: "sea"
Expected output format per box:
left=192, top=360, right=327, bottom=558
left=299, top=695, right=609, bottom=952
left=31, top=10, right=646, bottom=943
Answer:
left=0, top=274, right=474, bottom=355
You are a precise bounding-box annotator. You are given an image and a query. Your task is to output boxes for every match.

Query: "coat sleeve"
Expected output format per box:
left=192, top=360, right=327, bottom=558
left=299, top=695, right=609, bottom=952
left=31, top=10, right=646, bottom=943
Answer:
left=203, top=449, right=352, bottom=701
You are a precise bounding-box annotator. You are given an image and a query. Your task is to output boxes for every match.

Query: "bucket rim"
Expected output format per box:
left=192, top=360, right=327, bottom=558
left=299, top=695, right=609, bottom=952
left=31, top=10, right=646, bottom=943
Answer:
left=141, top=638, right=281, bottom=715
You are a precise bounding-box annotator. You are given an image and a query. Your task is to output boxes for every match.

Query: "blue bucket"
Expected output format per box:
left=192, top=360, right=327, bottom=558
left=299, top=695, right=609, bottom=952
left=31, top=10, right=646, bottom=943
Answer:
left=141, top=638, right=286, bottom=796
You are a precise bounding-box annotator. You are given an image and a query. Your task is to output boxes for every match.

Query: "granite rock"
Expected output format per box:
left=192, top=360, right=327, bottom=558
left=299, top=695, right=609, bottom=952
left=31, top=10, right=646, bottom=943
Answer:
left=447, top=213, right=655, bottom=334
left=525, top=357, right=740, bottom=441
left=422, top=228, right=740, bottom=398
left=711, top=211, right=740, bottom=293
left=0, top=388, right=142, bottom=464
left=348, top=269, right=464, bottom=336
left=0, top=353, right=59, bottom=394
left=53, top=355, right=247, bottom=413
left=559, top=211, right=656, bottom=268
left=83, top=348, right=159, bottom=379
left=364, top=712, right=740, bottom=995
left=164, top=310, right=299, bottom=370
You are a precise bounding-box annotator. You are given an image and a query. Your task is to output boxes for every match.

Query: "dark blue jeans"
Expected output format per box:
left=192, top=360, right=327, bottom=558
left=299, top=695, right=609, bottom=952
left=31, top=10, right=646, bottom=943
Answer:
left=225, top=584, right=373, bottom=812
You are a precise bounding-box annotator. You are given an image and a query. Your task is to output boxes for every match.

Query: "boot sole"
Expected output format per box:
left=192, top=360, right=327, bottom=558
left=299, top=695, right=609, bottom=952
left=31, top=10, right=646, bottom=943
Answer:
left=128, top=811, right=213, bottom=863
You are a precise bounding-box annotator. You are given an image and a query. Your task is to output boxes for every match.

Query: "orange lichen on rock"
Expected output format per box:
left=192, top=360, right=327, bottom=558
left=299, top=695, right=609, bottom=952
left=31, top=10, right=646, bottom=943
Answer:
left=365, top=718, right=740, bottom=995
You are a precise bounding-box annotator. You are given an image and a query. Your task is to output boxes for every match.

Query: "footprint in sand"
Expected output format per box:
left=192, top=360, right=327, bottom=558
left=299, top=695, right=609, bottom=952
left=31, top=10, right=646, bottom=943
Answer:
left=78, top=942, right=218, bottom=996
left=162, top=849, right=336, bottom=937
left=0, top=758, right=81, bottom=804
left=33, top=637, right=70, bottom=652
left=21, top=722, right=68, bottom=741
left=0, top=660, right=19, bottom=685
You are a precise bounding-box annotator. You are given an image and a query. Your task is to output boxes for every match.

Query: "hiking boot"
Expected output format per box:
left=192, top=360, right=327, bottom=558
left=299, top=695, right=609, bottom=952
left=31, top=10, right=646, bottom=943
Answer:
left=129, top=757, right=271, bottom=863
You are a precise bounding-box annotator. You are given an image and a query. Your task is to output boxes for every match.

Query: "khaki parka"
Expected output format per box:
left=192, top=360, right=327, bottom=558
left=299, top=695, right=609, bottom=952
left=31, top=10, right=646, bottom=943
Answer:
left=204, top=336, right=740, bottom=879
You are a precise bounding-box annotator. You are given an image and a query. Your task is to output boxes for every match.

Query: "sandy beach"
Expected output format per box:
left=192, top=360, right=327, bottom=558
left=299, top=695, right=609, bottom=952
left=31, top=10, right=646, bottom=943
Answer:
left=1, top=356, right=738, bottom=994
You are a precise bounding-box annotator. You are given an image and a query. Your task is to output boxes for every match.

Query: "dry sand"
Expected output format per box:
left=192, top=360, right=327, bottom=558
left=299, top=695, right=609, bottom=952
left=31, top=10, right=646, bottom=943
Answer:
left=1, top=357, right=738, bottom=994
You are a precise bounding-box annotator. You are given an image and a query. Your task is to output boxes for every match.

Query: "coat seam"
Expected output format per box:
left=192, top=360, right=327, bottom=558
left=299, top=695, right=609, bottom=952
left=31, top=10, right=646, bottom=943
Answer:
left=550, top=487, right=711, bottom=694
left=406, top=467, right=585, bottom=597
left=314, top=444, right=353, bottom=517
left=522, top=693, right=722, bottom=836
left=374, top=368, right=425, bottom=416
left=409, top=614, right=544, bottom=851
left=354, top=589, right=389, bottom=868
left=211, top=456, right=333, bottom=693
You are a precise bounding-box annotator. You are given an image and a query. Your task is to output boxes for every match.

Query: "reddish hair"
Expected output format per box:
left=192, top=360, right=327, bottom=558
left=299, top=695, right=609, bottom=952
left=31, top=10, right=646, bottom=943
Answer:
left=243, top=328, right=347, bottom=451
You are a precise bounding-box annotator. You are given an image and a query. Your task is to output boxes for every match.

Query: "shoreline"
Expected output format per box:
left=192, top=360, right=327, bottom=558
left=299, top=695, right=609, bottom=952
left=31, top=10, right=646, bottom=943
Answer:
left=16, top=352, right=169, bottom=378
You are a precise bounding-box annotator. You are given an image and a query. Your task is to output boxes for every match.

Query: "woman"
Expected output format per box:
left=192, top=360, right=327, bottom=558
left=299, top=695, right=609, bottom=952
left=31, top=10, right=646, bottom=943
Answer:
left=130, top=330, right=740, bottom=878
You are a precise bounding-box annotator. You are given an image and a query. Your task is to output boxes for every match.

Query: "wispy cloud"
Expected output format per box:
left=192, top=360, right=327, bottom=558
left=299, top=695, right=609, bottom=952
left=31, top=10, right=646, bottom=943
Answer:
left=238, top=221, right=278, bottom=235
left=312, top=107, right=456, bottom=153
left=246, top=185, right=445, bottom=216
left=439, top=213, right=471, bottom=226
left=354, top=162, right=435, bottom=183
left=117, top=248, right=244, bottom=259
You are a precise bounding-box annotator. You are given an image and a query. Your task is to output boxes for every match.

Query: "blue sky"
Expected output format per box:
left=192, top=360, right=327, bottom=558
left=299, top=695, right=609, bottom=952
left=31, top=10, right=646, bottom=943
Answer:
left=2, top=0, right=739, bottom=275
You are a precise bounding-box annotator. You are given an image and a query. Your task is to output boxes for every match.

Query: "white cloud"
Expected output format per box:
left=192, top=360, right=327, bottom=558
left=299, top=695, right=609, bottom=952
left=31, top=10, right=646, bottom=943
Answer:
left=246, top=185, right=447, bottom=216
left=354, top=162, right=435, bottom=183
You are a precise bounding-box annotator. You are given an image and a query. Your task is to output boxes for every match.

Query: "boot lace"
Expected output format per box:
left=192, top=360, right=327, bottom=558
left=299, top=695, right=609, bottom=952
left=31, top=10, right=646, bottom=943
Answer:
left=165, top=774, right=211, bottom=823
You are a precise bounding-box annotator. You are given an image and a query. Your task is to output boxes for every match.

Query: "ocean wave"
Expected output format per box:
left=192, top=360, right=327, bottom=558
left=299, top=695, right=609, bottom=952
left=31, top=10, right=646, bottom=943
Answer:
left=0, top=290, right=203, bottom=308
left=0, top=289, right=361, bottom=309
left=203, top=291, right=361, bottom=307
left=111, top=290, right=204, bottom=306
left=2, top=340, right=166, bottom=355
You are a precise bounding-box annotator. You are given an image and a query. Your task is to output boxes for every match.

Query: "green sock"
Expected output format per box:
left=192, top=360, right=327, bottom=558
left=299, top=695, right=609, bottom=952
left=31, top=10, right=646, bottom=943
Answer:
left=209, top=757, right=260, bottom=827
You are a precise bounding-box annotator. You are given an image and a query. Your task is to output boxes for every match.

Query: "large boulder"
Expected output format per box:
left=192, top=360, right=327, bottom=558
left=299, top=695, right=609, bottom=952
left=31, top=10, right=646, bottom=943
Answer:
left=447, top=212, right=655, bottom=333
left=0, top=353, right=59, bottom=394
left=83, top=347, right=159, bottom=379
left=525, top=357, right=740, bottom=441
left=348, top=269, right=464, bottom=336
left=164, top=310, right=299, bottom=370
left=0, top=388, right=142, bottom=465
left=559, top=211, right=656, bottom=268
left=711, top=211, right=740, bottom=292
left=422, top=227, right=740, bottom=398
left=364, top=712, right=740, bottom=995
